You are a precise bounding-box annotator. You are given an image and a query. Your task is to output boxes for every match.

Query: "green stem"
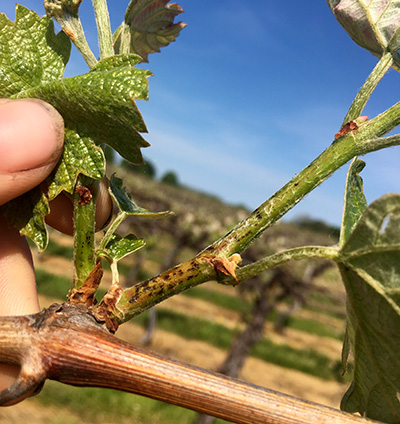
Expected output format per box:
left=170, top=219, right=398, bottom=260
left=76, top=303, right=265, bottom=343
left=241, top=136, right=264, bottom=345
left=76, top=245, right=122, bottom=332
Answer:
left=44, top=1, right=97, bottom=67
left=111, top=58, right=400, bottom=323
left=207, top=136, right=355, bottom=257
left=205, top=113, right=400, bottom=259
left=342, top=52, right=393, bottom=125
left=91, top=0, right=114, bottom=59
left=340, top=52, right=393, bottom=242
left=353, top=103, right=400, bottom=141
left=114, top=257, right=217, bottom=322
left=115, top=23, right=132, bottom=55
left=56, top=13, right=97, bottom=68
left=356, top=133, right=400, bottom=153
left=226, top=246, right=339, bottom=284
left=73, top=177, right=99, bottom=289
left=113, top=129, right=400, bottom=323
left=113, top=245, right=339, bottom=323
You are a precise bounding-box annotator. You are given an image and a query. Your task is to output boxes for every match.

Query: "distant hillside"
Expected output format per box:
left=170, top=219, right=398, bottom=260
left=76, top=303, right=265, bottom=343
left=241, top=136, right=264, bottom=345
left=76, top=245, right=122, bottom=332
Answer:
left=112, top=164, right=339, bottom=247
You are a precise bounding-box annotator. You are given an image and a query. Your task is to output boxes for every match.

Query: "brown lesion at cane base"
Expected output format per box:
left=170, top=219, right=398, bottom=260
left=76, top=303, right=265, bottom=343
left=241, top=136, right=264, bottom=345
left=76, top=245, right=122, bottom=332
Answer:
left=68, top=261, right=103, bottom=306
left=93, top=283, right=123, bottom=333
left=67, top=262, right=121, bottom=333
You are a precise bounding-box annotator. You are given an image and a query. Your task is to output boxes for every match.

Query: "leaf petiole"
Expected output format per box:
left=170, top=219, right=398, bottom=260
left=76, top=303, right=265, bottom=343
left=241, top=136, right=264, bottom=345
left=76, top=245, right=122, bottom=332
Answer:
left=44, top=0, right=97, bottom=68
left=342, top=52, right=393, bottom=125
left=225, top=245, right=340, bottom=285
left=98, top=211, right=127, bottom=252
left=91, top=0, right=114, bottom=59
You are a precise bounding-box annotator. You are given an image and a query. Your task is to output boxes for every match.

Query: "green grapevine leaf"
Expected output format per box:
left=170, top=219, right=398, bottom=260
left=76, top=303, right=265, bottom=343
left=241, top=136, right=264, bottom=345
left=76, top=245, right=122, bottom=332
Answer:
left=113, top=0, right=186, bottom=62
left=327, top=0, right=400, bottom=69
left=0, top=129, right=105, bottom=249
left=0, top=5, right=71, bottom=97
left=97, top=175, right=172, bottom=262
left=16, top=54, right=152, bottom=165
left=47, top=130, right=105, bottom=200
left=338, top=194, right=400, bottom=422
left=0, top=187, right=50, bottom=251
left=0, top=7, right=152, bottom=164
left=339, top=158, right=368, bottom=375
left=0, top=6, right=64, bottom=250
left=97, top=234, right=145, bottom=263
left=339, top=158, right=368, bottom=247
left=0, top=7, right=152, bottom=248
left=109, top=174, right=173, bottom=218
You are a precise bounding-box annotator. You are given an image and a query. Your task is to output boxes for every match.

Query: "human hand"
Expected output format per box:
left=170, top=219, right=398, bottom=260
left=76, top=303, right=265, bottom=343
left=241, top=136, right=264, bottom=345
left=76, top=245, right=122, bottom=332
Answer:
left=0, top=99, right=111, bottom=392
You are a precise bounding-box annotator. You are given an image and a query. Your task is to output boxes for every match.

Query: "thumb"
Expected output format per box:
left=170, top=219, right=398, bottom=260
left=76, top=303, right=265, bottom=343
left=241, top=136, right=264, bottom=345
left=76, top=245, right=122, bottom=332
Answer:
left=0, top=99, right=64, bottom=205
left=0, top=99, right=64, bottom=392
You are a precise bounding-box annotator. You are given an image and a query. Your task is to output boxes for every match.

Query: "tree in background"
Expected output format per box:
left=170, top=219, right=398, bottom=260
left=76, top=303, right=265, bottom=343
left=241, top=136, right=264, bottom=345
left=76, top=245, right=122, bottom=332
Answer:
left=161, top=170, right=180, bottom=186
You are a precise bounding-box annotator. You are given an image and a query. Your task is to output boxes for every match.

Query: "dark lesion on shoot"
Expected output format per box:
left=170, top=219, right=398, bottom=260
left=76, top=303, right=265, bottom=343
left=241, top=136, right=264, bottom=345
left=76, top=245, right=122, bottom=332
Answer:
left=68, top=261, right=103, bottom=306
left=75, top=185, right=93, bottom=206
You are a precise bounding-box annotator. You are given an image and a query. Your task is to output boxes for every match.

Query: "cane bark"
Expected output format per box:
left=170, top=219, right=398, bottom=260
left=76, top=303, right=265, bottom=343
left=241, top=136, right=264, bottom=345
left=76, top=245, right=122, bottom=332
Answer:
left=0, top=303, right=377, bottom=424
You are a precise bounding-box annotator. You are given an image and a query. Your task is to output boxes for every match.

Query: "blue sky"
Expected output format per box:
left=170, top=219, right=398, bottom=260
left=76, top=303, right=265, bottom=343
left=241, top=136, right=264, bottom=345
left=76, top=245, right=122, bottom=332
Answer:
left=3, top=2, right=400, bottom=226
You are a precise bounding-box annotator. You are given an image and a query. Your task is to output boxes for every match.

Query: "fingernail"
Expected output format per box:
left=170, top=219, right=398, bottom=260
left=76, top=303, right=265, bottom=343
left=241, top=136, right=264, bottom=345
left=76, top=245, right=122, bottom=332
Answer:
left=0, top=99, right=64, bottom=173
